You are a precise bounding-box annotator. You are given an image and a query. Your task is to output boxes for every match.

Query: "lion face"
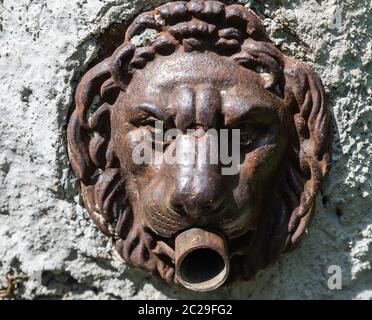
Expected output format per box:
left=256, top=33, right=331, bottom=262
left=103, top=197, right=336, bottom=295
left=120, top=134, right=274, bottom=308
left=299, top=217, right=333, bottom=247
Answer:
left=112, top=50, right=288, bottom=240
left=67, top=1, right=332, bottom=290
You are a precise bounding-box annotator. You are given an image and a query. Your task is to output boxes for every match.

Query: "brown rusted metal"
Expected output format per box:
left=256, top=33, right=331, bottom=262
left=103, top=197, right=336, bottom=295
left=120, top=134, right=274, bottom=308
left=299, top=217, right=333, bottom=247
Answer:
left=67, top=0, right=332, bottom=291
left=175, top=228, right=229, bottom=291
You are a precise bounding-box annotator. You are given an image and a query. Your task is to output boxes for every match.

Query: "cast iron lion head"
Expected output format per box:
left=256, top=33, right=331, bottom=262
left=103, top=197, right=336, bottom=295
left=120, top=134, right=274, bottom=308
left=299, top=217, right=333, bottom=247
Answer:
left=67, top=1, right=332, bottom=291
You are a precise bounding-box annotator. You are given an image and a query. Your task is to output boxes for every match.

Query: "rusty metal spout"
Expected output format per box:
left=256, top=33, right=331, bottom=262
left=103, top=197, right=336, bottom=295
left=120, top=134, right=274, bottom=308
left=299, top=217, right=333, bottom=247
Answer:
left=175, top=228, right=230, bottom=292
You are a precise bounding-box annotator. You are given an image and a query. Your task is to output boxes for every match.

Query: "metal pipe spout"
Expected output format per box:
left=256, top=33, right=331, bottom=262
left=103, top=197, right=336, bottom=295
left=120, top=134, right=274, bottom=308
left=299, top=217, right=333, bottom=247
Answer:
left=175, top=228, right=230, bottom=291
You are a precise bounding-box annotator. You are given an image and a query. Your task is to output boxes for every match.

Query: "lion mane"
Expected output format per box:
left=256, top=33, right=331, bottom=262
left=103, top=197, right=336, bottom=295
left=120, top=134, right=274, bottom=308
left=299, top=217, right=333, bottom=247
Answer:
left=67, top=1, right=332, bottom=285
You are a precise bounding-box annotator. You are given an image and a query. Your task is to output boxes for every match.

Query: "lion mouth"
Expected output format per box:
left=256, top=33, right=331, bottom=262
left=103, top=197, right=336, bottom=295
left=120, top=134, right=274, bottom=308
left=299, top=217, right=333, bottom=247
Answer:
left=175, top=228, right=230, bottom=292
left=144, top=201, right=252, bottom=240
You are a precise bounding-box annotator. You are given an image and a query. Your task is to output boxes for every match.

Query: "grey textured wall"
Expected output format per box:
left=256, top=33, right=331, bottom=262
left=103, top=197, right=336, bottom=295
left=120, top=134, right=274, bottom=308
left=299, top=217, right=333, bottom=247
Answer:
left=0, top=0, right=371, bottom=299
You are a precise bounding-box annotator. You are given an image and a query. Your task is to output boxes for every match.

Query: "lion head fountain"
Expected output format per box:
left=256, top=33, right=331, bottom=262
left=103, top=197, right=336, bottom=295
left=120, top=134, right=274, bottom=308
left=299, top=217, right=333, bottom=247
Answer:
left=67, top=1, right=332, bottom=291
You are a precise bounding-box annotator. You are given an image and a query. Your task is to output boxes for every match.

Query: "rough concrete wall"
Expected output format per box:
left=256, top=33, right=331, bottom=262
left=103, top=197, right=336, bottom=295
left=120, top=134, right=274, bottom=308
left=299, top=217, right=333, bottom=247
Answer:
left=0, top=0, right=370, bottom=300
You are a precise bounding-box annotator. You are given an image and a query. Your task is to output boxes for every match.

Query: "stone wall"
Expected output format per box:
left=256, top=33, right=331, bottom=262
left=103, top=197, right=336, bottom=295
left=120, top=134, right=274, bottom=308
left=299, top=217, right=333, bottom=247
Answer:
left=0, top=0, right=371, bottom=299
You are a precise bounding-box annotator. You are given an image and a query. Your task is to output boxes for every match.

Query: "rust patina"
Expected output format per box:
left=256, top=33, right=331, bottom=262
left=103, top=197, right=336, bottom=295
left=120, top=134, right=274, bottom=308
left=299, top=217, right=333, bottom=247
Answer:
left=67, top=1, right=332, bottom=291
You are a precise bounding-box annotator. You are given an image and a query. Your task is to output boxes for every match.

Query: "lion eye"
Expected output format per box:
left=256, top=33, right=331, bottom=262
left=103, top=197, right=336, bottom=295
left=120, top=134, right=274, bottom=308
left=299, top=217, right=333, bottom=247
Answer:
left=133, top=116, right=177, bottom=152
left=238, top=122, right=264, bottom=147
left=143, top=119, right=174, bottom=151
left=137, top=117, right=159, bottom=128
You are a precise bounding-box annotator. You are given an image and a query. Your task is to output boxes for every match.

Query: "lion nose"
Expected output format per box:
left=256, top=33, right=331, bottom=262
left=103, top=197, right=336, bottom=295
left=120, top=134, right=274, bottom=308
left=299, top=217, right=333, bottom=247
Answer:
left=169, top=134, right=224, bottom=222
left=169, top=175, right=225, bottom=222
left=170, top=172, right=224, bottom=217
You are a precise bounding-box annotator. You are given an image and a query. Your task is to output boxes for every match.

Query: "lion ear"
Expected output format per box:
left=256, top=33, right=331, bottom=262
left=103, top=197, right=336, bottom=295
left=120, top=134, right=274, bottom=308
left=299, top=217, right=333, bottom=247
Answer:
left=67, top=58, right=127, bottom=235
left=283, top=58, right=333, bottom=247
left=67, top=58, right=118, bottom=182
